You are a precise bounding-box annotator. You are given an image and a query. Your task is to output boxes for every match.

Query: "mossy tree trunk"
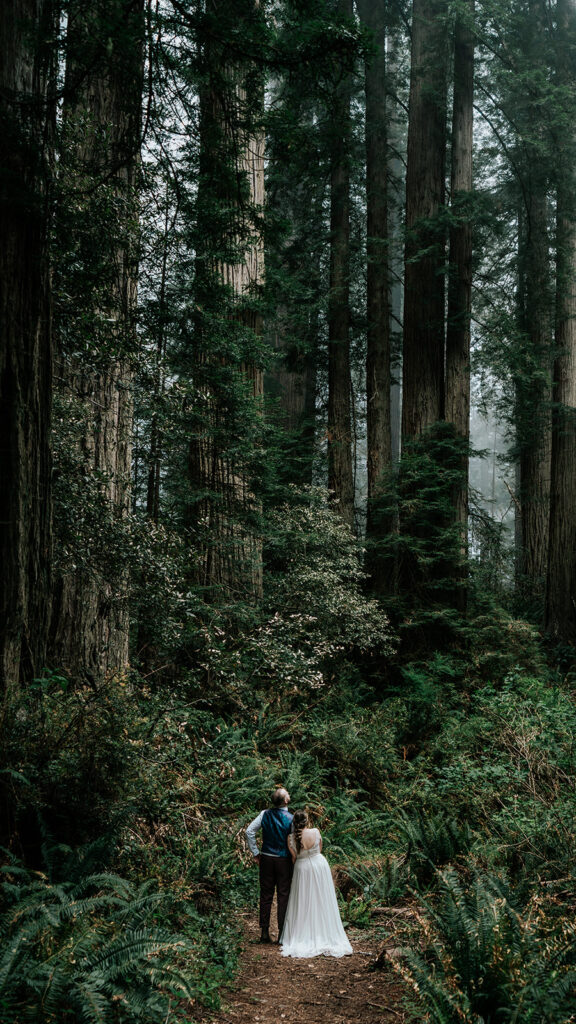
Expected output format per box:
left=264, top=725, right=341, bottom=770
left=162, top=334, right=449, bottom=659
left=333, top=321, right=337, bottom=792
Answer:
left=188, top=0, right=265, bottom=603
left=49, top=0, right=143, bottom=681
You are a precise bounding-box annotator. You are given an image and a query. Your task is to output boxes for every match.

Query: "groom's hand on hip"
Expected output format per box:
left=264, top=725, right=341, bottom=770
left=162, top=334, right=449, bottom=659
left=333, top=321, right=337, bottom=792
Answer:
left=253, top=855, right=260, bottom=866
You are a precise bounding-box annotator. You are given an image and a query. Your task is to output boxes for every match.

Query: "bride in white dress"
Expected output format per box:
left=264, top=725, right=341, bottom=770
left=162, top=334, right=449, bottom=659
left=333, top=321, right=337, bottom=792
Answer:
left=279, top=810, right=353, bottom=958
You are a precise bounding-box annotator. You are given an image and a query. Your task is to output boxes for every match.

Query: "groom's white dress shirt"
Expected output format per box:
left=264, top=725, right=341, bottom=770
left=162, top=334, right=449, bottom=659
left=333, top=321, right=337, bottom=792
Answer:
left=246, top=811, right=294, bottom=858
left=246, top=811, right=277, bottom=857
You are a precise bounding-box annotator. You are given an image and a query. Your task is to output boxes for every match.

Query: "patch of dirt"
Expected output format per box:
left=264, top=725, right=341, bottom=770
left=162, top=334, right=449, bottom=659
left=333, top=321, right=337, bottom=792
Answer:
left=196, top=902, right=414, bottom=1024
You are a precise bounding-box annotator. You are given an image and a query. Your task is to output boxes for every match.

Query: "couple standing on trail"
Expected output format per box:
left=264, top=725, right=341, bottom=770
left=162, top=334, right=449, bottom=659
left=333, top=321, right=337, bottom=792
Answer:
left=245, top=787, right=353, bottom=959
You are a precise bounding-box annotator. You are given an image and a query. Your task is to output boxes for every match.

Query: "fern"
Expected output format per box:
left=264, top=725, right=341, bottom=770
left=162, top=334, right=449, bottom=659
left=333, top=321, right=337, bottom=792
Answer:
left=343, top=856, right=407, bottom=907
left=398, top=809, right=472, bottom=886
left=0, top=864, right=193, bottom=1023
left=400, top=868, right=576, bottom=1024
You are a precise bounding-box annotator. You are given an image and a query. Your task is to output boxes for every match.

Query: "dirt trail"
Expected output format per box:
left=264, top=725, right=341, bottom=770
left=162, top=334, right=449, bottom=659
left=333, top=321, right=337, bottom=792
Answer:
left=196, top=906, right=411, bottom=1024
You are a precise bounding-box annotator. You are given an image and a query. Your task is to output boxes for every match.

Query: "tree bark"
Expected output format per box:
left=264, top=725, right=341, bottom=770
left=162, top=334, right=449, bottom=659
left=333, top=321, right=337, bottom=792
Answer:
left=445, top=1, right=474, bottom=466
left=49, top=0, right=143, bottom=680
left=327, top=0, right=355, bottom=530
left=189, top=0, right=265, bottom=603
left=445, top=0, right=474, bottom=606
left=401, top=0, right=448, bottom=439
left=266, top=122, right=322, bottom=488
left=0, top=0, right=55, bottom=688
left=387, top=33, right=403, bottom=466
left=545, top=0, right=576, bottom=642
left=358, top=0, right=392, bottom=542
left=270, top=319, right=318, bottom=487
left=514, top=0, right=553, bottom=610
left=516, top=195, right=552, bottom=600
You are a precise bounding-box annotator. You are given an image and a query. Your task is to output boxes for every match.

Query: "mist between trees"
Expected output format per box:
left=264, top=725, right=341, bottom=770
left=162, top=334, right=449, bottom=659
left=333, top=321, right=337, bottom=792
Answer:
left=2, top=2, right=576, bottom=1023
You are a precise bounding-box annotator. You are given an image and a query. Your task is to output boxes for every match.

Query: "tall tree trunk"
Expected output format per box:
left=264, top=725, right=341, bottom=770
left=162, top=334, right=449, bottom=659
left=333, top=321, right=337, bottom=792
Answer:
left=327, top=0, right=354, bottom=530
left=358, top=0, right=392, bottom=544
left=49, top=0, right=143, bottom=680
left=545, top=0, right=576, bottom=642
left=146, top=199, right=171, bottom=527
left=266, top=135, right=322, bottom=488
left=189, top=0, right=265, bottom=603
left=445, top=0, right=474, bottom=607
left=515, top=0, right=553, bottom=611
left=397, top=0, right=451, bottom=612
left=387, top=33, right=404, bottom=465
left=270, top=318, right=318, bottom=487
left=0, top=0, right=55, bottom=688
left=516, top=193, right=552, bottom=602
left=401, top=0, right=448, bottom=439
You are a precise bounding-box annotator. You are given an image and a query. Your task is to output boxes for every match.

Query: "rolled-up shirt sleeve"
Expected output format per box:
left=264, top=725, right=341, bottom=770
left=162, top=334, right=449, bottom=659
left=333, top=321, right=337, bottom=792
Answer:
left=245, top=810, right=264, bottom=857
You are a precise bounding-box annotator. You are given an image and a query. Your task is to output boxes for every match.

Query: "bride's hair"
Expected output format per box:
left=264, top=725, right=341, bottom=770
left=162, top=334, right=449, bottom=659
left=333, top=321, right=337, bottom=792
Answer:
left=292, top=810, right=309, bottom=853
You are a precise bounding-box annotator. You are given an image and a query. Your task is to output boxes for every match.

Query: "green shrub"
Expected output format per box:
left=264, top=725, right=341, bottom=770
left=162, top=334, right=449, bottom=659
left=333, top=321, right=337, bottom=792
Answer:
left=398, top=810, right=473, bottom=888
left=339, top=892, right=373, bottom=928
left=399, top=868, right=576, bottom=1024
left=0, top=862, right=193, bottom=1024
left=342, top=856, right=408, bottom=909
left=304, top=706, right=399, bottom=799
left=0, top=676, right=146, bottom=859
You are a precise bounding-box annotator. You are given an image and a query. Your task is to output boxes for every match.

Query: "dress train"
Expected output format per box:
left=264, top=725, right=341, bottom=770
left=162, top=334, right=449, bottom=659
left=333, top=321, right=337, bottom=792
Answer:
left=280, top=830, right=352, bottom=959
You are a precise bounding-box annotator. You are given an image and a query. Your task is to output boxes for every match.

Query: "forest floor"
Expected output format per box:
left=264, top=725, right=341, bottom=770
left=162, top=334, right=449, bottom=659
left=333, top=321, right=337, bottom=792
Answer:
left=194, top=900, right=414, bottom=1024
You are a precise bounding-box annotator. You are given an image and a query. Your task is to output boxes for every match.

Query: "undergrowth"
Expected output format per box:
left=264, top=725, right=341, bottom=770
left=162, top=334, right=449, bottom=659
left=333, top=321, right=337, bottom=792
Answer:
left=2, top=495, right=576, bottom=1021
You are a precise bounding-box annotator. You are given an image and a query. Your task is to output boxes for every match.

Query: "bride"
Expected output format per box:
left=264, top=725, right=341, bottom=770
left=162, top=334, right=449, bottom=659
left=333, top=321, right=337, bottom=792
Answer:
left=279, top=810, right=353, bottom=958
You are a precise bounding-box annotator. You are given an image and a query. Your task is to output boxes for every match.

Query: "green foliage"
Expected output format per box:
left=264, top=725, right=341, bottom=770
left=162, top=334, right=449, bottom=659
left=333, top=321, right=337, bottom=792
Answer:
left=339, top=891, right=373, bottom=929
left=5, top=597, right=576, bottom=1022
left=400, top=869, right=576, bottom=1024
left=52, top=385, right=189, bottom=661
left=175, top=487, right=396, bottom=713
left=342, top=857, right=408, bottom=910
left=304, top=703, right=399, bottom=798
left=266, top=486, right=395, bottom=657
left=370, top=424, right=469, bottom=618
left=413, top=672, right=576, bottom=881
left=398, top=811, right=472, bottom=888
left=0, top=677, right=145, bottom=856
left=0, top=863, right=193, bottom=1024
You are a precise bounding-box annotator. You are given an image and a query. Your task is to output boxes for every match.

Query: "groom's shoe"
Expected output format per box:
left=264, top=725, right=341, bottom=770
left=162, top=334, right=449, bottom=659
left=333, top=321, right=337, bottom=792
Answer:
left=259, top=928, right=272, bottom=943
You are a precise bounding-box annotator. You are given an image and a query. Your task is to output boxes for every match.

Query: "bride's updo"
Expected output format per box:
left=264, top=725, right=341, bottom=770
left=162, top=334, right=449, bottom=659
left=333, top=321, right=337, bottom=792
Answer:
left=292, top=809, right=309, bottom=853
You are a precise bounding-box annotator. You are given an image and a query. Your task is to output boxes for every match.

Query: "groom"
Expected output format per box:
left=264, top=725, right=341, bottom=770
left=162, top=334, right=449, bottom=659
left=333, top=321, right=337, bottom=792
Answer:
left=245, top=787, right=293, bottom=943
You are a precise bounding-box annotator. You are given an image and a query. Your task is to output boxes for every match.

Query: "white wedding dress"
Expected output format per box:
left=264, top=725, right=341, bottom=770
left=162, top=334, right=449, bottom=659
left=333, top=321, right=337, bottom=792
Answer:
left=280, top=827, right=353, bottom=958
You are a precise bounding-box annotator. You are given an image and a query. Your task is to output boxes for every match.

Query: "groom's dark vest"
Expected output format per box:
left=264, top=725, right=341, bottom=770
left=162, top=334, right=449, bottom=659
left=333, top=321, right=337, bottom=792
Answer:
left=261, top=807, right=293, bottom=857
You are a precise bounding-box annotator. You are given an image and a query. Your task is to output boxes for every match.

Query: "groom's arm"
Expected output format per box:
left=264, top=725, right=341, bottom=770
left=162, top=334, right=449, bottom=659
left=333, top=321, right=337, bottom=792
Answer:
left=245, top=811, right=264, bottom=862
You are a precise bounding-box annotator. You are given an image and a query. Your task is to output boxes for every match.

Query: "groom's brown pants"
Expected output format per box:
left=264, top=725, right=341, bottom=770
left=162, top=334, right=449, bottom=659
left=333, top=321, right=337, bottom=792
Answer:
left=259, top=854, right=293, bottom=934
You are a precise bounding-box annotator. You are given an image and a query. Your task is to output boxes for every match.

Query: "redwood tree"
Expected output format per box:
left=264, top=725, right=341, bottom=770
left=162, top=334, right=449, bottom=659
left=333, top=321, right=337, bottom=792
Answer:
left=358, top=0, right=392, bottom=545
left=546, top=0, right=576, bottom=642
left=188, top=0, right=265, bottom=603
left=513, top=0, right=554, bottom=609
left=445, top=0, right=474, bottom=524
left=445, top=0, right=474, bottom=610
left=401, top=0, right=448, bottom=440
left=0, top=0, right=55, bottom=687
left=327, top=0, right=355, bottom=530
left=49, top=0, right=143, bottom=680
